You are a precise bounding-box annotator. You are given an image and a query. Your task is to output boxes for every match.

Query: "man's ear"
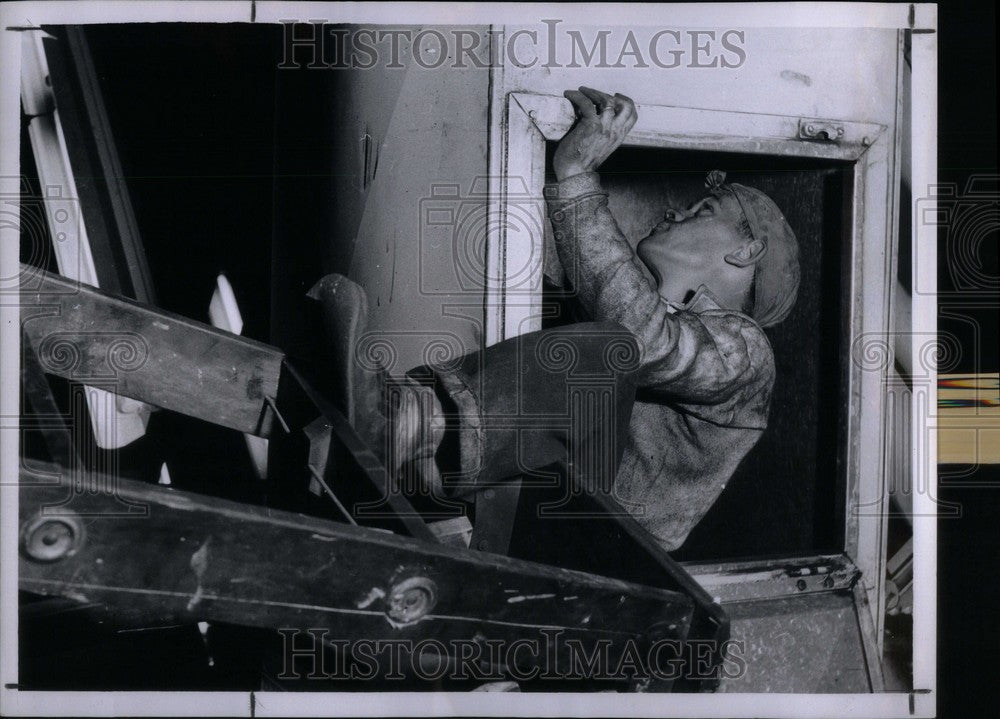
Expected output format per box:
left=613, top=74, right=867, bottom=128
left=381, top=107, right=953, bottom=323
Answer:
left=724, top=238, right=767, bottom=268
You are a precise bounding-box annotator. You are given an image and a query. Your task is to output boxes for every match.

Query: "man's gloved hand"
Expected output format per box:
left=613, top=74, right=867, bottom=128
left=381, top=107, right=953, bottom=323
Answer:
left=552, top=86, right=638, bottom=181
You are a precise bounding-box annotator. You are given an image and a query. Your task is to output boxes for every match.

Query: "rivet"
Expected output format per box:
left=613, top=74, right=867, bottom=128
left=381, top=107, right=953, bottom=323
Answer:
left=21, top=512, right=85, bottom=562
left=796, top=579, right=807, bottom=591
left=484, top=489, right=495, bottom=500
left=823, top=576, right=835, bottom=589
left=386, top=576, right=438, bottom=624
left=477, top=539, right=490, bottom=551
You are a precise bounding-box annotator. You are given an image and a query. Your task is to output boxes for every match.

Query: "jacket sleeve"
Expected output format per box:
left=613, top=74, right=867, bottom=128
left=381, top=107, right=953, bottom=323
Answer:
left=545, top=171, right=773, bottom=418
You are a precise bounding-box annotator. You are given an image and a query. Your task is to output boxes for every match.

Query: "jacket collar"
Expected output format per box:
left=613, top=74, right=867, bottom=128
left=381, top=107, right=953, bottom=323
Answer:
left=667, top=284, right=723, bottom=314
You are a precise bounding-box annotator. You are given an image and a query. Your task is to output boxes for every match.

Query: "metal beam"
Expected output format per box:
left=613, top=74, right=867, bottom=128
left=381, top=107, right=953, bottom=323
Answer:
left=19, top=466, right=694, bottom=685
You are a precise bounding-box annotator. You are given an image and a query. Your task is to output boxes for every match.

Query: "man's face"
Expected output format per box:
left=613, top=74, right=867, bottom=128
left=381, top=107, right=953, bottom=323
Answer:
left=636, top=192, right=747, bottom=284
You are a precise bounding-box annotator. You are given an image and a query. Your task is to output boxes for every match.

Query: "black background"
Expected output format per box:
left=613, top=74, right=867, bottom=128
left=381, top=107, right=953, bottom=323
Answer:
left=936, top=2, right=998, bottom=718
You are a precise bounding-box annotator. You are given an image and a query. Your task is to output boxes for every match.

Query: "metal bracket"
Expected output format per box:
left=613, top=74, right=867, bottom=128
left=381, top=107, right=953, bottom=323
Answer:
left=798, top=118, right=845, bottom=142
left=470, top=478, right=522, bottom=555
left=684, top=553, right=860, bottom=604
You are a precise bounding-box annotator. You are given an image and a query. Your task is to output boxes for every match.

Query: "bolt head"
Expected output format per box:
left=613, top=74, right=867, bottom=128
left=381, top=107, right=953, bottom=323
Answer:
left=21, top=512, right=84, bottom=562
left=386, top=576, right=438, bottom=624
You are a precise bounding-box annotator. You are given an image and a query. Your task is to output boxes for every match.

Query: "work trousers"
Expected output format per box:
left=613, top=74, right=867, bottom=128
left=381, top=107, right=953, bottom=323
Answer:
left=408, top=321, right=641, bottom=501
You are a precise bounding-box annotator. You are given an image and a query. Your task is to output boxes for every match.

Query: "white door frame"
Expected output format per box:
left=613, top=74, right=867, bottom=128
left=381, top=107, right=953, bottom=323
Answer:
left=485, top=85, right=901, bottom=671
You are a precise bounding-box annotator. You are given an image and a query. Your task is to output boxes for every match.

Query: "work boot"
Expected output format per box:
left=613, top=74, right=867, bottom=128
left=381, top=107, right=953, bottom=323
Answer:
left=307, top=274, right=445, bottom=490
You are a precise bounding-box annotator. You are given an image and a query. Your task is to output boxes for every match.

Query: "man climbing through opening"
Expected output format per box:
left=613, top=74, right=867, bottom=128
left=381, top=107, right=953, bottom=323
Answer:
left=310, top=86, right=800, bottom=551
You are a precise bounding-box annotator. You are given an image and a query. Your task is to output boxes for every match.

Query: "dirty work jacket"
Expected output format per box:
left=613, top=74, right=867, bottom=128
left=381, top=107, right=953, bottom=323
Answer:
left=543, top=171, right=776, bottom=550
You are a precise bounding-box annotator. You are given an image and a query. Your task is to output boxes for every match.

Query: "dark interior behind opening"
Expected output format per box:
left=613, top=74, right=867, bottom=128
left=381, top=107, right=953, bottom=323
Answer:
left=543, top=143, right=850, bottom=561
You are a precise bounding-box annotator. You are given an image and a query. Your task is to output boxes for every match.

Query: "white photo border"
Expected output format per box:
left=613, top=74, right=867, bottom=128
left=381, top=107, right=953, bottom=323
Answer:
left=0, top=2, right=937, bottom=717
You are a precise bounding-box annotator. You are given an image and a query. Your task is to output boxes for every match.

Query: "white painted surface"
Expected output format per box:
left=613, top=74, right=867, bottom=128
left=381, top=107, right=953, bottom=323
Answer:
left=21, top=31, right=150, bottom=449
left=208, top=274, right=268, bottom=479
